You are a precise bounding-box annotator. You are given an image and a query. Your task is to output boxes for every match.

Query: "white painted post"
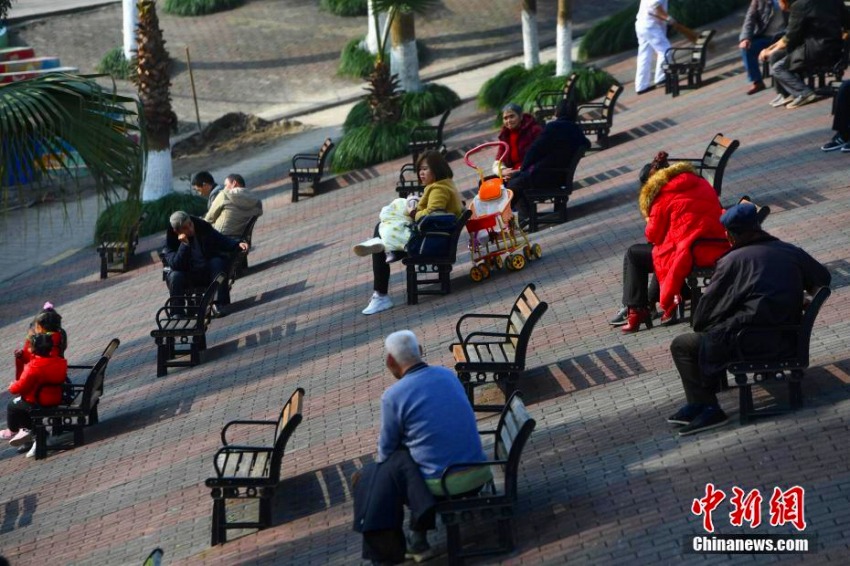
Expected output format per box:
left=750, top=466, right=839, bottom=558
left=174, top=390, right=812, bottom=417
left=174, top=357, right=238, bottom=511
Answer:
left=122, top=0, right=138, bottom=60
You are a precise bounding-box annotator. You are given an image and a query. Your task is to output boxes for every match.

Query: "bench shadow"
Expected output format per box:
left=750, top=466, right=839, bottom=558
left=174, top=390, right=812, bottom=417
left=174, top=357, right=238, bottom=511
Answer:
left=245, top=244, right=332, bottom=277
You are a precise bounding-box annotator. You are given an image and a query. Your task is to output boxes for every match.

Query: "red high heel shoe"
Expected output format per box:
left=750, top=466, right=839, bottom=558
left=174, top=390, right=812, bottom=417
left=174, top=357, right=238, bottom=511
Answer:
left=660, top=296, right=681, bottom=326
left=621, top=307, right=654, bottom=333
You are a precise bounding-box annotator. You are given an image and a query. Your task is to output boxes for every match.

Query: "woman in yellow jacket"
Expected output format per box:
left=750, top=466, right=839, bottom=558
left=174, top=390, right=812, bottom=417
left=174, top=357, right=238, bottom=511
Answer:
left=354, top=150, right=463, bottom=315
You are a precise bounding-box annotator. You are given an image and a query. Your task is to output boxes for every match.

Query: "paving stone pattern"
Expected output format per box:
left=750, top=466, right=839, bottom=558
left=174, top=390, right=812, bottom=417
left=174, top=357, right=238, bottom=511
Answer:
left=2, top=6, right=850, bottom=566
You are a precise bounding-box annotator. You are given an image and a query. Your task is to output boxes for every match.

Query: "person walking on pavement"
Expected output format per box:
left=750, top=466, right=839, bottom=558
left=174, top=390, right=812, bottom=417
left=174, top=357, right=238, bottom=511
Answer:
left=635, top=0, right=674, bottom=95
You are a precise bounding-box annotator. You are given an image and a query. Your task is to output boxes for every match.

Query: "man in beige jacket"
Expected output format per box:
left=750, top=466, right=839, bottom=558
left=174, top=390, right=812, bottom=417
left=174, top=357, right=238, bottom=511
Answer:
left=204, top=174, right=263, bottom=238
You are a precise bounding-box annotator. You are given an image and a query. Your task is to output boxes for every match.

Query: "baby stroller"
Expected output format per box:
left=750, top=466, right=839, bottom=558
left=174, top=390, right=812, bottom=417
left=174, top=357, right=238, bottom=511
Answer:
left=463, top=141, right=542, bottom=282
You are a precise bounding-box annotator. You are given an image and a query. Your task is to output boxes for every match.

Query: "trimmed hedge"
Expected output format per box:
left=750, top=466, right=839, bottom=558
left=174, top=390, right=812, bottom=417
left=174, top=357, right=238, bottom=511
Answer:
left=320, top=0, right=367, bottom=17
left=478, top=62, right=618, bottom=123
left=162, top=0, right=244, bottom=17
left=94, top=192, right=207, bottom=245
left=579, top=0, right=748, bottom=59
left=96, top=47, right=135, bottom=81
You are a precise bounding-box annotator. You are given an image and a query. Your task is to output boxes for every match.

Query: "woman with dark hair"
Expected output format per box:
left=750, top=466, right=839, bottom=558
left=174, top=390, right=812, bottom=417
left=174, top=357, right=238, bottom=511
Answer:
left=615, top=152, right=728, bottom=332
left=354, top=151, right=464, bottom=315
left=496, top=103, right=542, bottom=181
left=14, top=302, right=67, bottom=379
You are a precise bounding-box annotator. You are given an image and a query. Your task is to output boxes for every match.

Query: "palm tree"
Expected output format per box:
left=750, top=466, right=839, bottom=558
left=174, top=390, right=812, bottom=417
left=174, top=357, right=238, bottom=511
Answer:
left=0, top=73, right=142, bottom=204
left=522, top=0, right=540, bottom=70
left=123, top=0, right=139, bottom=60
left=556, top=0, right=573, bottom=76
left=368, top=0, right=436, bottom=122
left=132, top=0, right=177, bottom=201
left=362, top=0, right=386, bottom=55
left=390, top=10, right=421, bottom=93
left=0, top=0, right=13, bottom=22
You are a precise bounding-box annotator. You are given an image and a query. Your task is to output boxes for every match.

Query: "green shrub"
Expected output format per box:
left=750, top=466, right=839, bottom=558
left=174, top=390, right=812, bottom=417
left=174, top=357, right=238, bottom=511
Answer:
left=400, top=83, right=460, bottom=121
left=338, top=37, right=430, bottom=80
left=320, top=0, right=367, bottom=17
left=162, top=0, right=244, bottom=17
left=332, top=119, right=422, bottom=172
left=338, top=37, right=376, bottom=79
left=96, top=47, right=135, bottom=81
left=477, top=62, right=618, bottom=125
left=344, top=84, right=459, bottom=133
left=94, top=192, right=206, bottom=244
left=579, top=0, right=748, bottom=59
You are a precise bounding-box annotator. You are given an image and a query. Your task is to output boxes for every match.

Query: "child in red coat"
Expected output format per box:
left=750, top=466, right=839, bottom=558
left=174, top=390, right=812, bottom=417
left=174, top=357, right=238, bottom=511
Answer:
left=3, top=333, right=68, bottom=456
left=14, top=302, right=67, bottom=379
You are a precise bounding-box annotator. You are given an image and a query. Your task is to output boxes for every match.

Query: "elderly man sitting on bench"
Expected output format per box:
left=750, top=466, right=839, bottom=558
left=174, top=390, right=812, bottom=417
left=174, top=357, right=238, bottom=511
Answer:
left=162, top=211, right=249, bottom=317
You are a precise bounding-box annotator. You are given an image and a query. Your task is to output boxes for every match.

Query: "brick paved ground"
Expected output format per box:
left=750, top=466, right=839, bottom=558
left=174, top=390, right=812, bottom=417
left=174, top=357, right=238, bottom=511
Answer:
left=2, top=7, right=850, bottom=566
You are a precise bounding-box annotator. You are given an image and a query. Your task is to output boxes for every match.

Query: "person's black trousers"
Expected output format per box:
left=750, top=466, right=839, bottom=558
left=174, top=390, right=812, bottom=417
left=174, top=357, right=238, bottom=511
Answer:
left=622, top=243, right=656, bottom=308
left=166, top=256, right=230, bottom=308
left=371, top=223, right=391, bottom=294
left=6, top=398, right=35, bottom=432
left=833, top=79, right=850, bottom=139
left=670, top=332, right=725, bottom=406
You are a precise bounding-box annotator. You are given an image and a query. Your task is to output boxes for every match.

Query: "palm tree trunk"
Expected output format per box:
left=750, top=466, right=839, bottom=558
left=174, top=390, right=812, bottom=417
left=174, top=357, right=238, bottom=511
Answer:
left=122, top=0, right=138, bottom=60
left=522, top=0, right=540, bottom=70
left=390, top=11, right=422, bottom=93
left=363, top=0, right=387, bottom=55
left=141, top=131, right=173, bottom=201
left=556, top=0, right=573, bottom=76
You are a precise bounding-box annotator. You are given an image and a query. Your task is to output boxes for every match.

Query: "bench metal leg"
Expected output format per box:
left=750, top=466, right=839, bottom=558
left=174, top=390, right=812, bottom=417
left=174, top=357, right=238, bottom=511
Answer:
left=497, top=518, right=514, bottom=552
left=445, top=523, right=463, bottom=566
left=739, top=384, right=753, bottom=425
left=406, top=265, right=418, bottom=305
left=291, top=176, right=300, bottom=203
left=99, top=252, right=108, bottom=279
left=259, top=494, right=272, bottom=528
left=34, top=426, right=49, bottom=460
left=89, top=402, right=99, bottom=426
left=156, top=340, right=169, bottom=377
left=211, top=498, right=226, bottom=545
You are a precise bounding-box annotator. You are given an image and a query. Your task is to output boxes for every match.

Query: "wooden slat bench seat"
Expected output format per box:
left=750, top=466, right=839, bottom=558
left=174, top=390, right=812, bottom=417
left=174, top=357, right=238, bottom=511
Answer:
left=663, top=29, right=715, bottom=97
left=451, top=283, right=548, bottom=412
left=289, top=137, right=334, bottom=202
left=435, top=392, right=536, bottom=565
left=205, top=387, right=305, bottom=545
left=97, top=211, right=148, bottom=279
left=668, top=132, right=740, bottom=197
left=30, top=338, right=120, bottom=460
left=576, top=84, right=623, bottom=149
left=150, top=273, right=224, bottom=377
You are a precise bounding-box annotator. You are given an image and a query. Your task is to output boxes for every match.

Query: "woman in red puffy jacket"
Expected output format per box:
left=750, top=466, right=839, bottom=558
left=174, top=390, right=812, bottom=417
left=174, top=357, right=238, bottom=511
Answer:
left=3, top=333, right=68, bottom=452
left=618, top=152, right=729, bottom=332
left=15, top=302, right=67, bottom=379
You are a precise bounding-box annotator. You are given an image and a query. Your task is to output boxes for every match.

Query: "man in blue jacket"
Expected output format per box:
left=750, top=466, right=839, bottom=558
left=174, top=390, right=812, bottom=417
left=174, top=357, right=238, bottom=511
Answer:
left=162, top=211, right=248, bottom=316
left=353, top=330, right=490, bottom=564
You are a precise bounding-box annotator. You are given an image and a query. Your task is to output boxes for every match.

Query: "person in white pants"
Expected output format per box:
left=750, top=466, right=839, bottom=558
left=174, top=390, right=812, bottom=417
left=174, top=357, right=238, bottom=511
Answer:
left=635, top=0, right=673, bottom=94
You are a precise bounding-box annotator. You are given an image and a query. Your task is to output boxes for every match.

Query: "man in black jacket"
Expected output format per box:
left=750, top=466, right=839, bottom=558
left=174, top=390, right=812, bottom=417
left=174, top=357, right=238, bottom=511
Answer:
left=758, top=0, right=847, bottom=109
left=668, top=202, right=831, bottom=436
left=162, top=211, right=249, bottom=316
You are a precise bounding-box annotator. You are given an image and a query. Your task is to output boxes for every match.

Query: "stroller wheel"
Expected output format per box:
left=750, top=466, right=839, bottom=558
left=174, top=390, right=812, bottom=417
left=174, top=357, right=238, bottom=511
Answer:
left=470, top=266, right=485, bottom=282
left=479, top=263, right=490, bottom=279
left=494, top=256, right=504, bottom=270
left=523, top=245, right=532, bottom=260
left=509, top=253, right=526, bottom=271
left=532, top=243, right=542, bottom=259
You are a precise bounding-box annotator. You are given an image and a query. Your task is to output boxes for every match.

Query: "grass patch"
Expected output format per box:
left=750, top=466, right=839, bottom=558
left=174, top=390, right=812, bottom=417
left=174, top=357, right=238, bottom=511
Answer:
left=162, top=0, right=244, bottom=17
left=94, top=192, right=207, bottom=244
left=332, top=119, right=422, bottom=173
left=96, top=47, right=135, bottom=81
left=320, top=0, right=367, bottom=17
left=579, top=0, right=748, bottom=59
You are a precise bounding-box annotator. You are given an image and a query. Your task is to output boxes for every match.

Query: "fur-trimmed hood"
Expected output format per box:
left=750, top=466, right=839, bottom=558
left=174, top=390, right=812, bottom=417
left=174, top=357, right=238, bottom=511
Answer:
left=638, top=161, right=698, bottom=218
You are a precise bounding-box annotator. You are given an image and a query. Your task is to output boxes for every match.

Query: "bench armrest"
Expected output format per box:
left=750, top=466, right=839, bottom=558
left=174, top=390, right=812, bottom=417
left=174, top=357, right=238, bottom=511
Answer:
left=155, top=302, right=204, bottom=326
left=576, top=102, right=604, bottom=113
left=221, top=419, right=277, bottom=445
left=291, top=154, right=320, bottom=169
left=462, top=330, right=520, bottom=346
left=440, top=460, right=504, bottom=498
left=67, top=364, right=94, bottom=370
left=664, top=46, right=697, bottom=64
left=213, top=445, right=274, bottom=476
left=454, top=313, right=510, bottom=343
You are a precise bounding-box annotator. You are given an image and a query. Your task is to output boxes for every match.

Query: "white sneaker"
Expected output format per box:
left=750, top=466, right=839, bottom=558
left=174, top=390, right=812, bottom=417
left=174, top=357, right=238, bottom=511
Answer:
left=25, top=442, right=37, bottom=458
left=9, top=428, right=32, bottom=447
left=362, top=292, right=393, bottom=315
left=353, top=237, right=385, bottom=257
left=769, top=94, right=794, bottom=108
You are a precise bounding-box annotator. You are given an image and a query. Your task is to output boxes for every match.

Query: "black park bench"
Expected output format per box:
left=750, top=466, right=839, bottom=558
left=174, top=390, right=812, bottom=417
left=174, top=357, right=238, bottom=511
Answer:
left=408, top=108, right=451, bottom=165
left=435, top=391, right=536, bottom=565
left=663, top=29, right=715, bottom=97
left=668, top=132, right=740, bottom=197
left=150, top=273, right=224, bottom=377
left=97, top=211, right=148, bottom=279
left=289, top=137, right=334, bottom=203
left=523, top=140, right=590, bottom=233
left=451, top=283, right=549, bottom=412
left=30, top=338, right=120, bottom=460
left=533, top=71, right=578, bottom=123
left=205, top=387, right=305, bottom=545
left=576, top=84, right=623, bottom=149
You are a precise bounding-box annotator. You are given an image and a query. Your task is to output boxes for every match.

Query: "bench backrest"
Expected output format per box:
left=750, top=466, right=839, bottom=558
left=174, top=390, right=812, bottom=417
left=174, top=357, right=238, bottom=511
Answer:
left=80, top=338, right=120, bottom=411
left=599, top=84, right=623, bottom=125
left=493, top=392, right=536, bottom=500
left=506, top=284, right=549, bottom=367
left=404, top=209, right=473, bottom=264
left=691, top=30, right=715, bottom=66
left=269, top=387, right=306, bottom=480
left=239, top=215, right=259, bottom=246
left=317, top=138, right=334, bottom=174
left=698, top=133, right=739, bottom=196
left=197, top=273, right=226, bottom=323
